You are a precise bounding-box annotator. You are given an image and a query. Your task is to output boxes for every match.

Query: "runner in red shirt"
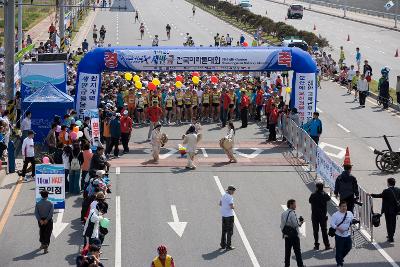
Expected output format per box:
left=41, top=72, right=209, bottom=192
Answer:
left=255, top=87, right=264, bottom=121
left=120, top=110, right=133, bottom=153
left=240, top=90, right=250, bottom=128
left=220, top=88, right=231, bottom=127
left=146, top=100, right=163, bottom=140
left=268, top=103, right=279, bottom=142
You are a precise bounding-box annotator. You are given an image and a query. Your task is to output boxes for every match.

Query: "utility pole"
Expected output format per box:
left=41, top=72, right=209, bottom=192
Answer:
left=59, top=0, right=65, bottom=51
left=395, top=0, right=399, bottom=28
left=17, top=0, right=23, bottom=51
left=4, top=0, right=15, bottom=101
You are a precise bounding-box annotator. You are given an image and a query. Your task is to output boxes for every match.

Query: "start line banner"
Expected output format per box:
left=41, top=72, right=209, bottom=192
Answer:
left=35, top=164, right=66, bottom=209
left=316, top=147, right=343, bottom=190
left=104, top=48, right=293, bottom=72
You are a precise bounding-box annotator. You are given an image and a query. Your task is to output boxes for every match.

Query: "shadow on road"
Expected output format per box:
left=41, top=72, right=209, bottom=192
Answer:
left=201, top=248, right=227, bottom=260
left=12, top=248, right=42, bottom=261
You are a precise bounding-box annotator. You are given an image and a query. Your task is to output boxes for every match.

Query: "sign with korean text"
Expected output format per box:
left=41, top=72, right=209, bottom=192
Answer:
left=316, top=147, right=343, bottom=190
left=111, top=48, right=292, bottom=72
left=294, top=73, right=316, bottom=124
left=35, top=164, right=65, bottom=209
left=76, top=72, right=100, bottom=118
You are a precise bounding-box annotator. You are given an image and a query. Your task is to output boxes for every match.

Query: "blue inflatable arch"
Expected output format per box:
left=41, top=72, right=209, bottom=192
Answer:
left=76, top=46, right=317, bottom=123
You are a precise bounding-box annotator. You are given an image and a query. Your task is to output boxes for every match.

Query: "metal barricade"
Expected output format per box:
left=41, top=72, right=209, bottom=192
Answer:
left=281, top=114, right=374, bottom=242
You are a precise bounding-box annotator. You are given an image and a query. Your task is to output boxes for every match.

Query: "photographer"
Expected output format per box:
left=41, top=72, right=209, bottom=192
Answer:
left=309, top=181, right=331, bottom=250
left=369, top=177, right=400, bottom=243
left=280, top=199, right=306, bottom=267
left=76, top=244, right=104, bottom=267
left=334, top=148, right=359, bottom=214
left=330, top=201, right=354, bottom=267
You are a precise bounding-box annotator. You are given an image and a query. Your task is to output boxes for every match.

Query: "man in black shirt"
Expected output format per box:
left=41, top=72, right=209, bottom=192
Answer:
left=370, top=178, right=400, bottom=243
left=309, top=182, right=331, bottom=250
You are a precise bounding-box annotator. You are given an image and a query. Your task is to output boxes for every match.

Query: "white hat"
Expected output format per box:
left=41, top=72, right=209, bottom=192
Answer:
left=123, top=110, right=128, bottom=115
left=96, top=170, right=106, bottom=176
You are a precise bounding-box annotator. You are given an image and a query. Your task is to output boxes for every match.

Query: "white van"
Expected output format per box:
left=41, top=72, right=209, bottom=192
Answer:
left=239, top=0, right=252, bottom=10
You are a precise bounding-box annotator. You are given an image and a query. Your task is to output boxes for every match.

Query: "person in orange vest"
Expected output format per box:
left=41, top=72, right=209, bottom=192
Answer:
left=58, top=125, right=71, bottom=146
left=151, top=245, right=175, bottom=267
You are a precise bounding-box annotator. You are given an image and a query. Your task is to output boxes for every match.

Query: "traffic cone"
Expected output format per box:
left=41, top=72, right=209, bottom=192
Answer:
left=343, top=147, right=352, bottom=166
left=347, top=34, right=350, bottom=41
left=395, top=49, right=399, bottom=57
left=313, top=24, right=316, bottom=30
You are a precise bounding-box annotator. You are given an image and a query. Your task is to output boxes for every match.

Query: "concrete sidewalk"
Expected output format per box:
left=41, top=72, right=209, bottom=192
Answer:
left=26, top=12, right=58, bottom=44
left=265, top=0, right=400, bottom=31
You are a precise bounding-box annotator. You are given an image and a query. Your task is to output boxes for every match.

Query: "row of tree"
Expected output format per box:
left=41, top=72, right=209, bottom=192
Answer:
left=196, top=0, right=329, bottom=47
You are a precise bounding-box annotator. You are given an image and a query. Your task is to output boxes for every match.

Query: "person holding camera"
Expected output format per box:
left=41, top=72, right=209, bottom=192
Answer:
left=280, top=199, right=306, bottom=267
left=76, top=244, right=104, bottom=267
left=334, top=148, right=359, bottom=214
left=369, top=177, right=400, bottom=243
left=330, top=201, right=354, bottom=267
left=309, top=181, right=331, bottom=251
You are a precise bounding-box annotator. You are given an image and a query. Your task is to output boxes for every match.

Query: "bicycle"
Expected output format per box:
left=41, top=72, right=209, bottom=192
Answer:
left=377, top=94, right=394, bottom=107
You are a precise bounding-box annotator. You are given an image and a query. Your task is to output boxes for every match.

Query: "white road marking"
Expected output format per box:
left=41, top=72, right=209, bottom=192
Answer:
left=281, top=205, right=306, bottom=237
left=302, top=165, right=310, bottom=172
left=233, top=148, right=262, bottom=159
left=116, top=167, right=120, bottom=175
left=52, top=209, right=69, bottom=238
left=368, top=146, right=375, bottom=151
left=319, top=142, right=346, bottom=159
left=213, top=176, right=261, bottom=267
left=167, top=205, right=187, bottom=238
left=337, top=123, right=351, bottom=133
left=159, top=148, right=178, bottom=159
left=201, top=148, right=208, bottom=158
left=115, top=196, right=121, bottom=267
left=316, top=107, right=323, bottom=113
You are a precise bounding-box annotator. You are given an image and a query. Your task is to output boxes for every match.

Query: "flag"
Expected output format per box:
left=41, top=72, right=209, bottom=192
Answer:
left=384, top=0, right=394, bottom=11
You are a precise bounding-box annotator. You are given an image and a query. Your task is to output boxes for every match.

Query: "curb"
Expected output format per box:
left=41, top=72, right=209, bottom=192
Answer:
left=263, top=0, right=400, bottom=33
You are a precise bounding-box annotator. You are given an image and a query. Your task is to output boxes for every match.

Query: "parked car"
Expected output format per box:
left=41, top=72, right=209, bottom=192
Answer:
left=282, top=38, right=308, bottom=51
left=239, top=0, right=252, bottom=10
left=287, top=4, right=303, bottom=19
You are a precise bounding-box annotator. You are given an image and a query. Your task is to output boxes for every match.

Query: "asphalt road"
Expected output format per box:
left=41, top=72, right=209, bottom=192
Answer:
left=247, top=0, right=400, bottom=86
left=1, top=0, right=400, bottom=266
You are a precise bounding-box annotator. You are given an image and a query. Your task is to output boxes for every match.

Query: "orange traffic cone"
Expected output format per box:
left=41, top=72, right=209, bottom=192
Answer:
left=313, top=24, right=316, bottom=30
left=347, top=34, right=350, bottom=41
left=395, top=49, right=399, bottom=57
left=343, top=147, right=352, bottom=166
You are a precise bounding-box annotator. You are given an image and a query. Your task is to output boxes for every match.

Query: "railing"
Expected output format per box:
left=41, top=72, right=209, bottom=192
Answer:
left=279, top=114, right=374, bottom=241
left=293, top=0, right=399, bottom=28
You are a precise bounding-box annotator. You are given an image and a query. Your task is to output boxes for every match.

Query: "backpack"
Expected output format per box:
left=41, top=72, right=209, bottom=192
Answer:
left=70, top=156, right=81, bottom=170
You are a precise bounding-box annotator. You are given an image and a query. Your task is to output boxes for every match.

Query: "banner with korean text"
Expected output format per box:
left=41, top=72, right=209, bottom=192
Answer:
left=76, top=72, right=100, bottom=118
left=35, top=164, right=65, bottom=209
left=84, top=109, right=100, bottom=150
left=316, top=147, right=343, bottom=190
left=294, top=72, right=316, bottom=124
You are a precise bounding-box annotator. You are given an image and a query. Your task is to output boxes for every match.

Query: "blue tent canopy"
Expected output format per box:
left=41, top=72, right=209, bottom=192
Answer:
left=22, top=82, right=74, bottom=143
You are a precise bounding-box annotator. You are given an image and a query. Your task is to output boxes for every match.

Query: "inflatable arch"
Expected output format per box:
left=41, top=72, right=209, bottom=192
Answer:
left=76, top=46, right=317, bottom=123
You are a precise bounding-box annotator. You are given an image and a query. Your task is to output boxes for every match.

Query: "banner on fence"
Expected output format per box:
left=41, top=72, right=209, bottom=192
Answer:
left=35, top=164, right=65, bottom=209
left=316, top=147, right=343, bottom=190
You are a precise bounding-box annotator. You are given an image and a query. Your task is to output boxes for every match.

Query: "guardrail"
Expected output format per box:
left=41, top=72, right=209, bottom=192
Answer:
left=295, top=0, right=399, bottom=28
left=279, top=114, right=374, bottom=241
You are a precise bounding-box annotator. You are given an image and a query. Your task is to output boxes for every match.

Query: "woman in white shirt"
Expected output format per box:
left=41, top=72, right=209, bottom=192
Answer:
left=183, top=125, right=199, bottom=169
left=62, top=146, right=72, bottom=193
left=83, top=203, right=104, bottom=245
left=330, top=201, right=354, bottom=267
left=357, top=74, right=368, bottom=107
left=221, top=122, right=237, bottom=163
